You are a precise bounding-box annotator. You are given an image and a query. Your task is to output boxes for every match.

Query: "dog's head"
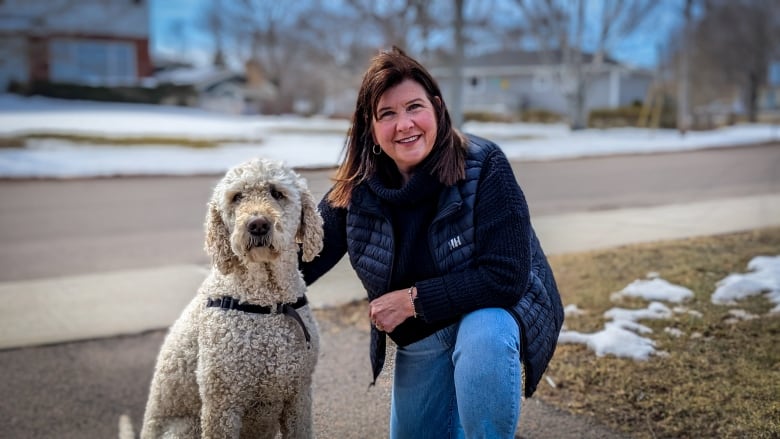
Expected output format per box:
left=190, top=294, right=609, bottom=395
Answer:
left=205, top=158, right=324, bottom=274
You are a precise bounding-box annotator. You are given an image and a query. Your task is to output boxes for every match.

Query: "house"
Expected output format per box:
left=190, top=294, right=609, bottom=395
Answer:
left=430, top=50, right=653, bottom=118
left=0, top=0, right=152, bottom=90
left=152, top=59, right=277, bottom=115
left=758, top=59, right=780, bottom=120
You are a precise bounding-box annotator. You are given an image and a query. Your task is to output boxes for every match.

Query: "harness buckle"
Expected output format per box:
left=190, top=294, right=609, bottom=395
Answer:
left=220, top=296, right=236, bottom=310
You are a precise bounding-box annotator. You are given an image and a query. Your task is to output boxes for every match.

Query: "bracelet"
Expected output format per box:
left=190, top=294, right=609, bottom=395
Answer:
left=408, top=285, right=417, bottom=318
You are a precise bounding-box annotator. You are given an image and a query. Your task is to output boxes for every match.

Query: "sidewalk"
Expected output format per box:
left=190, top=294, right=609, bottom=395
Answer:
left=1, top=193, right=778, bottom=351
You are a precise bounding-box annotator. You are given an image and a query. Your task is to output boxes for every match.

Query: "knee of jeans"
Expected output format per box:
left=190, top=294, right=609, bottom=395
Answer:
left=455, top=308, right=520, bottom=359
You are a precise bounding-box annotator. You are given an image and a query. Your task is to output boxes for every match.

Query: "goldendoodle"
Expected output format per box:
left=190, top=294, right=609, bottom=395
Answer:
left=141, top=158, right=323, bottom=438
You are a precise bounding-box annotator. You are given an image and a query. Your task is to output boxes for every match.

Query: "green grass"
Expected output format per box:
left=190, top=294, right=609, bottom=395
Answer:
left=0, top=133, right=260, bottom=149
left=537, top=227, right=780, bottom=438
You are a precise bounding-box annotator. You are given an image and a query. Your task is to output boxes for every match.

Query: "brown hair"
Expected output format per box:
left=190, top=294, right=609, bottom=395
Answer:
left=328, top=47, right=467, bottom=208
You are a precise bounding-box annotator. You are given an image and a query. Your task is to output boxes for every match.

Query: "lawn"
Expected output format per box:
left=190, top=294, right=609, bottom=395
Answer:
left=536, top=227, right=780, bottom=438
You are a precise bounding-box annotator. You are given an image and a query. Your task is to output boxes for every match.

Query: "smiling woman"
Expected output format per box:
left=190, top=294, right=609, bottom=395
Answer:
left=299, top=47, right=564, bottom=439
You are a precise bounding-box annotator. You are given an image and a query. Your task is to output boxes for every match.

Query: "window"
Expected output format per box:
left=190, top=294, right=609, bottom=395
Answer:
left=769, top=61, right=780, bottom=86
left=50, top=39, right=137, bottom=85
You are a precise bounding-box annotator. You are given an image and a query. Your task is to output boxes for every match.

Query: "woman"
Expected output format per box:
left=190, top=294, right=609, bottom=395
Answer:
left=301, top=47, right=563, bottom=439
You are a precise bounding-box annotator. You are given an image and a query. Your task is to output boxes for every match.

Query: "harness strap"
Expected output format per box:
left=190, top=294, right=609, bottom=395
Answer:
left=206, top=295, right=311, bottom=347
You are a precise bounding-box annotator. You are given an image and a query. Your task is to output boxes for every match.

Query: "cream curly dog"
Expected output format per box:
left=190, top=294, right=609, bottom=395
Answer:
left=141, top=158, right=323, bottom=438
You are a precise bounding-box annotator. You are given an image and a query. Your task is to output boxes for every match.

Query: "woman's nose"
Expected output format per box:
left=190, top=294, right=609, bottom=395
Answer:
left=396, top=111, right=414, bottom=131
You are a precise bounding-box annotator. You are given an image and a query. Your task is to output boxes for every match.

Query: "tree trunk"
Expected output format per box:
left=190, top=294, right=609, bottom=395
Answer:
left=677, top=0, right=692, bottom=136
left=450, top=0, right=465, bottom=128
left=747, top=71, right=759, bottom=123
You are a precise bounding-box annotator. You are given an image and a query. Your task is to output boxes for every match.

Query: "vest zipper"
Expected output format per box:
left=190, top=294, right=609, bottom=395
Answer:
left=427, top=200, right=463, bottom=274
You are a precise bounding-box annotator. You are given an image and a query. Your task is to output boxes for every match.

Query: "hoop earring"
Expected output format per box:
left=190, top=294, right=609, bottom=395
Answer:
left=372, top=144, right=382, bottom=155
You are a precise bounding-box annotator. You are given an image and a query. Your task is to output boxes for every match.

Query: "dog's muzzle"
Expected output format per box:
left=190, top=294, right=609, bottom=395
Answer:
left=247, top=216, right=272, bottom=248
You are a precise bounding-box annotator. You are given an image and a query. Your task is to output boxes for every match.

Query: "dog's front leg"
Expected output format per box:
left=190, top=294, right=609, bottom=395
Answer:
left=199, top=399, right=243, bottom=439
left=279, top=381, right=314, bottom=439
left=197, top=357, right=244, bottom=438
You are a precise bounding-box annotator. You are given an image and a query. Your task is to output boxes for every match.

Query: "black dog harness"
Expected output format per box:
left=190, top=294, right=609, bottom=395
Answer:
left=206, top=295, right=311, bottom=347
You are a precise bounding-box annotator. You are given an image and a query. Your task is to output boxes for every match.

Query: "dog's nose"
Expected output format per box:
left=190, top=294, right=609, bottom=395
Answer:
left=247, top=217, right=271, bottom=236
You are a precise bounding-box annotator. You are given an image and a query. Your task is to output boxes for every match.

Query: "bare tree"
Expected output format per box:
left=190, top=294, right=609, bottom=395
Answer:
left=201, top=0, right=226, bottom=67
left=341, top=0, right=441, bottom=57
left=690, top=0, right=780, bottom=122
left=510, top=0, right=660, bottom=129
left=199, top=0, right=323, bottom=113
left=197, top=0, right=508, bottom=117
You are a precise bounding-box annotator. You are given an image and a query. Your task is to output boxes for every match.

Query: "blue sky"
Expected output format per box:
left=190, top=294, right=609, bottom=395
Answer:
left=150, top=0, right=683, bottom=69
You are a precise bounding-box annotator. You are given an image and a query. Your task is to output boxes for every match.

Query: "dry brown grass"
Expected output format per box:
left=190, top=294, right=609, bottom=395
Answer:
left=0, top=133, right=257, bottom=149
left=314, top=228, right=780, bottom=438
left=537, top=227, right=780, bottom=438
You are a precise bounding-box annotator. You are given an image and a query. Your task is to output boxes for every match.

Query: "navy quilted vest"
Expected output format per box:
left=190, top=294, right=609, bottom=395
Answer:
left=347, top=135, right=563, bottom=397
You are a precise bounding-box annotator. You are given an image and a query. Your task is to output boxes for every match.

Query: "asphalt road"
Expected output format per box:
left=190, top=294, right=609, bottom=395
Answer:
left=0, top=306, right=629, bottom=439
left=0, top=143, right=778, bottom=283
left=0, top=143, right=778, bottom=438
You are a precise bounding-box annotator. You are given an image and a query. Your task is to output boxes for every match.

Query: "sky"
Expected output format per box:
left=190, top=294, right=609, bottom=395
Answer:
left=0, top=93, right=778, bottom=360
left=149, top=0, right=684, bottom=69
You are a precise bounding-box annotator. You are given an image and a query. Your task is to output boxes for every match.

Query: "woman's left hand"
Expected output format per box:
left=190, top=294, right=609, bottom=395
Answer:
left=369, top=288, right=415, bottom=333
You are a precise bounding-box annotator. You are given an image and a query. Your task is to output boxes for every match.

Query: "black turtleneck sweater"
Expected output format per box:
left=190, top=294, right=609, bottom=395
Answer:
left=362, top=163, right=459, bottom=345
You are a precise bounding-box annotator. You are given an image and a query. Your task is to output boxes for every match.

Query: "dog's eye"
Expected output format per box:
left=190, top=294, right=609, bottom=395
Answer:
left=270, top=187, right=284, bottom=200
left=231, top=192, right=243, bottom=203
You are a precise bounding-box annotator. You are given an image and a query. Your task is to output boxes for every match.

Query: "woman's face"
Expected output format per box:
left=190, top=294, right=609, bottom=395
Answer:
left=371, top=79, right=438, bottom=181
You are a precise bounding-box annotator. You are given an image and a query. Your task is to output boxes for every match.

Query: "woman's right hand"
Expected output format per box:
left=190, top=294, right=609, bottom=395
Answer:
left=368, top=288, right=415, bottom=332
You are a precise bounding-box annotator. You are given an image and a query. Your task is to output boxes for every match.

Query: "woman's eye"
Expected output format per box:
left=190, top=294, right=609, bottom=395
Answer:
left=231, top=192, right=243, bottom=203
left=378, top=111, right=393, bottom=120
left=270, top=187, right=284, bottom=200
left=408, top=103, right=422, bottom=111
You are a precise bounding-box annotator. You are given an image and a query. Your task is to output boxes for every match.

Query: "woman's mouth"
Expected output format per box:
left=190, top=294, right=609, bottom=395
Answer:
left=396, top=135, right=421, bottom=144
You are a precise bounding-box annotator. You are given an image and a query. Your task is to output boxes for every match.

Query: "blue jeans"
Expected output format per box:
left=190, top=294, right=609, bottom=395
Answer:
left=389, top=308, right=522, bottom=439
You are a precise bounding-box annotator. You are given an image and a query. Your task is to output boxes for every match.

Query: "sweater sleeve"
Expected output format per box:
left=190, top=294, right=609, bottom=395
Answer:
left=415, top=147, right=532, bottom=322
left=300, top=191, right=348, bottom=286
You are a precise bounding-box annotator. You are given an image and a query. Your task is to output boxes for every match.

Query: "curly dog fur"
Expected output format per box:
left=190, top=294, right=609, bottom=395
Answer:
left=141, top=158, right=323, bottom=438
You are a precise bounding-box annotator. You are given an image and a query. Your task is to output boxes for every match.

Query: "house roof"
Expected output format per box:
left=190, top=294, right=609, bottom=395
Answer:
left=463, top=50, right=620, bottom=68
left=429, top=49, right=649, bottom=78
left=154, top=67, right=240, bottom=88
left=0, top=0, right=148, bottom=38
left=153, top=66, right=277, bottom=100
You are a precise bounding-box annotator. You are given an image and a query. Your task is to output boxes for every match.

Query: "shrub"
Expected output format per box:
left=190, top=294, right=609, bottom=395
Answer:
left=520, top=109, right=563, bottom=123
left=7, top=80, right=197, bottom=106
left=589, top=102, right=676, bottom=129
left=463, top=111, right=514, bottom=123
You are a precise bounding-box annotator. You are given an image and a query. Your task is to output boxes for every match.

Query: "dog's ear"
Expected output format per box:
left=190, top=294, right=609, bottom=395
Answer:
left=205, top=201, right=239, bottom=274
left=296, top=182, right=324, bottom=262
